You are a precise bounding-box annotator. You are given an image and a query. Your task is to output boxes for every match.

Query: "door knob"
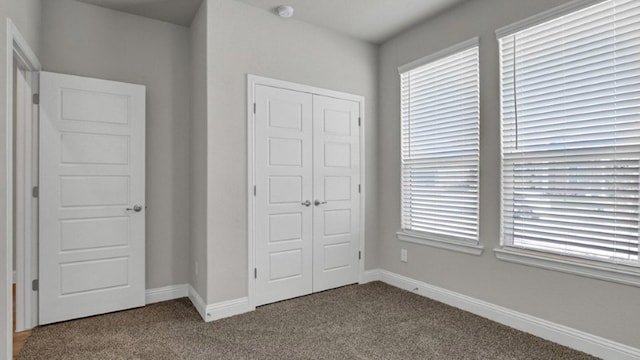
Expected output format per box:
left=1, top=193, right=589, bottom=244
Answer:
left=314, top=200, right=327, bottom=206
left=127, top=204, right=143, bottom=212
left=301, top=200, right=311, bottom=207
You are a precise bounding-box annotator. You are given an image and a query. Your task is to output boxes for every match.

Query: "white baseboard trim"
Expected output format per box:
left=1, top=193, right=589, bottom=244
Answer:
left=187, top=285, right=250, bottom=322
left=374, top=269, right=640, bottom=360
left=205, top=297, right=250, bottom=322
left=145, top=284, right=188, bottom=305
left=188, top=285, right=208, bottom=321
left=361, top=269, right=381, bottom=283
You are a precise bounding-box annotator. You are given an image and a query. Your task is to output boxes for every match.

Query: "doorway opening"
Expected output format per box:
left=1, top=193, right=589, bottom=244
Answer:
left=12, top=54, right=39, bottom=357
left=5, top=19, right=42, bottom=359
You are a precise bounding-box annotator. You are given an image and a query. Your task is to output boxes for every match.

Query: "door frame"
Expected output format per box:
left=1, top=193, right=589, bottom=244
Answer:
left=246, top=74, right=366, bottom=310
left=13, top=56, right=39, bottom=332
left=4, top=18, right=41, bottom=359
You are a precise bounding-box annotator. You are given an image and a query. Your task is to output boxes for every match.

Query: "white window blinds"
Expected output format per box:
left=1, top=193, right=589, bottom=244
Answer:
left=400, top=42, right=480, bottom=243
left=499, top=0, right=640, bottom=265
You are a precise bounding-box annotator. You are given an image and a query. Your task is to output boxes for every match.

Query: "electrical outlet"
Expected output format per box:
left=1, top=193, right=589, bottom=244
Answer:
left=401, top=249, right=408, bottom=263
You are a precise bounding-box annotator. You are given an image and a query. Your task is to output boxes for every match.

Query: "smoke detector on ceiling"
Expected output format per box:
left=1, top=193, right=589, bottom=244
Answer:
left=276, top=5, right=294, bottom=18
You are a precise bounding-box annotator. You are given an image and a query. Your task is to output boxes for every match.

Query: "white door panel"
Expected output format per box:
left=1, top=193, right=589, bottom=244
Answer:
left=312, top=95, right=360, bottom=292
left=39, top=72, right=145, bottom=325
left=254, top=85, right=313, bottom=306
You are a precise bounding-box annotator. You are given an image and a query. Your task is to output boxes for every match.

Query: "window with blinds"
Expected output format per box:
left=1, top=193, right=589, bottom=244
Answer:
left=400, top=41, right=480, bottom=244
left=499, top=0, right=640, bottom=265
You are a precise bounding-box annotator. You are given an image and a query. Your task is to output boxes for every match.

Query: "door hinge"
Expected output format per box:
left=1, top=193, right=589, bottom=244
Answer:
left=358, top=251, right=362, bottom=260
left=32, top=186, right=39, bottom=198
left=253, top=103, right=256, bottom=114
left=358, top=117, right=361, bottom=126
left=254, top=186, right=256, bottom=196
left=358, top=184, right=361, bottom=194
left=32, top=94, right=40, bottom=105
left=32, top=279, right=39, bottom=291
left=254, top=268, right=257, bottom=279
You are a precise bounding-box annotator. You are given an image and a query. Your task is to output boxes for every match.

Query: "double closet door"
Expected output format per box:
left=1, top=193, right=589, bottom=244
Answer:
left=254, top=85, right=361, bottom=307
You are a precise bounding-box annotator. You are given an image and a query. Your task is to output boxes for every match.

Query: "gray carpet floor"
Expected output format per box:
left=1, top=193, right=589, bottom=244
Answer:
left=18, top=282, right=597, bottom=359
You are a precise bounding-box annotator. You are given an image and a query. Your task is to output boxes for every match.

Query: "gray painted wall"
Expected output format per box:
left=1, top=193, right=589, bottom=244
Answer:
left=8, top=0, right=42, bottom=58
left=189, top=0, right=208, bottom=299
left=378, top=0, right=640, bottom=348
left=205, top=0, right=379, bottom=303
left=41, top=0, right=192, bottom=289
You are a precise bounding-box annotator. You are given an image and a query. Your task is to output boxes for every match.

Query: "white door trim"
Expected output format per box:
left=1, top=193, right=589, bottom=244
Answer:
left=4, top=18, right=41, bottom=359
left=13, top=65, right=38, bottom=332
left=246, top=74, right=366, bottom=310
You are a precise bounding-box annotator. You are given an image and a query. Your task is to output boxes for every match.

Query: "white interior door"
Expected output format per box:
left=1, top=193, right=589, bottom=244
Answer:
left=254, top=85, right=313, bottom=306
left=39, top=72, right=146, bottom=325
left=312, top=95, right=360, bottom=292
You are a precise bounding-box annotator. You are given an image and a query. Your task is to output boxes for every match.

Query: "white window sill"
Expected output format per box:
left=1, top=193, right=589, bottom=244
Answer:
left=397, top=231, right=484, bottom=256
left=494, top=247, right=640, bottom=288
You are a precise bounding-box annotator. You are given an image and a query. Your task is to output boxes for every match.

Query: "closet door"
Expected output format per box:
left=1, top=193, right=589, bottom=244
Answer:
left=312, top=95, right=360, bottom=292
left=254, top=85, right=314, bottom=306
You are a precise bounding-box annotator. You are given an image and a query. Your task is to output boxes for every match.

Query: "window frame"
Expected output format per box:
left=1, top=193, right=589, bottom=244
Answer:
left=397, top=38, right=483, bottom=256
left=496, top=0, right=640, bottom=285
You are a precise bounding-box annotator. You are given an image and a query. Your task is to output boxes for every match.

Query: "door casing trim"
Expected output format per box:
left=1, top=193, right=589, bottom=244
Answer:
left=4, top=18, right=42, bottom=359
left=246, top=74, right=366, bottom=310
left=13, top=61, right=39, bottom=333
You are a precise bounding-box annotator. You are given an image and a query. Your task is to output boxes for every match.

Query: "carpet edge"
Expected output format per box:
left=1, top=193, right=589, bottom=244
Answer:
left=364, top=269, right=640, bottom=360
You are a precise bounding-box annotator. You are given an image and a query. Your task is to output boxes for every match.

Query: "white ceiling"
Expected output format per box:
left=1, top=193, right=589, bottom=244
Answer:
left=74, top=0, right=204, bottom=26
left=233, top=0, right=466, bottom=44
left=72, top=0, right=465, bottom=43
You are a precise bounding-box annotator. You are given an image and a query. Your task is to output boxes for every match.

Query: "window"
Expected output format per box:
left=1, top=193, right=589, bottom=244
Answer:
left=499, top=0, right=640, bottom=266
left=399, top=39, right=480, bottom=247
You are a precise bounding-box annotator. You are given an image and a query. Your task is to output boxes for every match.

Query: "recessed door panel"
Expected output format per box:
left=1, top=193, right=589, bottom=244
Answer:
left=324, top=143, right=351, bottom=168
left=269, top=250, right=303, bottom=281
left=60, top=257, right=129, bottom=295
left=60, top=133, right=129, bottom=165
left=269, top=100, right=303, bottom=130
left=39, top=72, right=145, bottom=325
left=269, top=213, right=303, bottom=243
left=323, top=243, right=352, bottom=271
left=324, top=209, right=351, bottom=236
left=60, top=176, right=129, bottom=207
left=269, top=138, right=302, bottom=166
left=323, top=110, right=351, bottom=136
left=61, top=88, right=129, bottom=124
left=325, top=176, right=351, bottom=201
left=269, top=176, right=302, bottom=204
left=60, top=217, right=129, bottom=251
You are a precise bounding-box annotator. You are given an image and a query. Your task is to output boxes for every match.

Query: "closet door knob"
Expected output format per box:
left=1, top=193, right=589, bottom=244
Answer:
left=314, top=200, right=327, bottom=206
left=301, top=200, right=311, bottom=207
left=126, top=204, right=143, bottom=212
